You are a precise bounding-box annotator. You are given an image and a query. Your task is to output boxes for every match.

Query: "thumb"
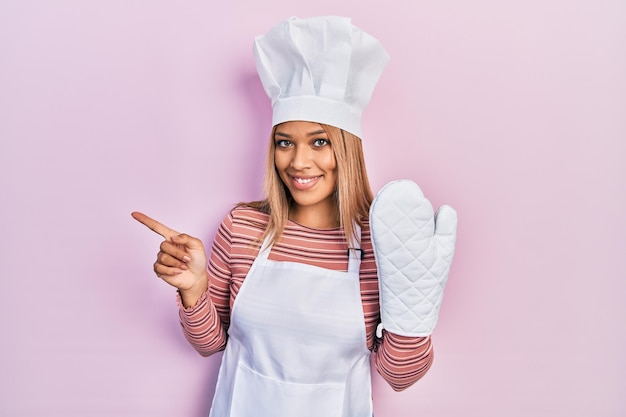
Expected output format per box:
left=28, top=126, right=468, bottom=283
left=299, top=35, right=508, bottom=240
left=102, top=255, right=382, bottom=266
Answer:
left=170, top=234, right=205, bottom=251
left=434, top=206, right=457, bottom=261
left=434, top=205, right=458, bottom=240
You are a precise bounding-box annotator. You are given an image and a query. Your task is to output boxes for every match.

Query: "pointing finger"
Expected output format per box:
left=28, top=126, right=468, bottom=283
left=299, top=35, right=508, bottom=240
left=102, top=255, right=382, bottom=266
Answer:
left=131, top=211, right=179, bottom=240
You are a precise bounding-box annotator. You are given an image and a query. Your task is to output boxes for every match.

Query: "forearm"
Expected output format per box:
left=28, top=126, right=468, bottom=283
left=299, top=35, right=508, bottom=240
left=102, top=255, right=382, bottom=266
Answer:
left=374, top=332, right=434, bottom=391
left=177, top=289, right=228, bottom=357
left=179, top=279, right=208, bottom=309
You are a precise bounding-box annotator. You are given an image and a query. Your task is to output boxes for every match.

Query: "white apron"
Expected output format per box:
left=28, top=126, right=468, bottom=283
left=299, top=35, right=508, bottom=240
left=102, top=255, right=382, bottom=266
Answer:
left=208, top=229, right=373, bottom=417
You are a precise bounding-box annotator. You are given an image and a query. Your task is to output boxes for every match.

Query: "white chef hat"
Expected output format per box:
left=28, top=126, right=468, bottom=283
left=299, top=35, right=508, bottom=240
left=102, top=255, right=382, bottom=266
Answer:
left=253, top=16, right=390, bottom=139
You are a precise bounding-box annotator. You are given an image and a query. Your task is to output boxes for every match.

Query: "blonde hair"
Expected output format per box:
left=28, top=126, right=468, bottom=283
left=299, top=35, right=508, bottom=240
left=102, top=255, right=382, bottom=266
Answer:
left=241, top=123, right=373, bottom=248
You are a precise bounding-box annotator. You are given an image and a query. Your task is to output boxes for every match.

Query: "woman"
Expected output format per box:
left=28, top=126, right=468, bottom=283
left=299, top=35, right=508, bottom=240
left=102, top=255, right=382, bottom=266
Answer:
left=133, top=16, right=456, bottom=417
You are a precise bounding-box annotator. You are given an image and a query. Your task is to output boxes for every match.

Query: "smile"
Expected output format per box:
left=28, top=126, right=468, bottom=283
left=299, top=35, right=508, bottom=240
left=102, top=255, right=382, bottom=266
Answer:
left=289, top=175, right=322, bottom=190
left=293, top=176, right=321, bottom=184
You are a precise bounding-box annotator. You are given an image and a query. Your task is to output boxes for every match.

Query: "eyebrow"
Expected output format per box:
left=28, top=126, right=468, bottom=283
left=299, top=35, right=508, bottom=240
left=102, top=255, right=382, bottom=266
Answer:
left=274, top=129, right=327, bottom=138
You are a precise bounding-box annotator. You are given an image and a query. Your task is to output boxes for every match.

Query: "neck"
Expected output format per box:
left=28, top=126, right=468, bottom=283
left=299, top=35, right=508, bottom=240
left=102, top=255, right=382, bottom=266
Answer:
left=289, top=204, right=339, bottom=229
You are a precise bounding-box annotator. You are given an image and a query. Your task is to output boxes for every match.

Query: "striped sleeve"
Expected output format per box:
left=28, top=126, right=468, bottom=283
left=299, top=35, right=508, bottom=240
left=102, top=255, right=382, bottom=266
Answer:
left=176, top=212, right=235, bottom=356
left=374, top=333, right=434, bottom=391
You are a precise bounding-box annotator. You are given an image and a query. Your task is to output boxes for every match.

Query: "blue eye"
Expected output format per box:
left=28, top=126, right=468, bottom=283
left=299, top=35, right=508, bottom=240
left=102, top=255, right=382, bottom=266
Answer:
left=275, top=139, right=292, bottom=148
left=313, top=139, right=330, bottom=147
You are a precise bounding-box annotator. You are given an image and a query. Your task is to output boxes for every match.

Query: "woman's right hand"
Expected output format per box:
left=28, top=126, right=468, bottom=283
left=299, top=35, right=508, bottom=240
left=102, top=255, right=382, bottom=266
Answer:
left=131, top=211, right=208, bottom=307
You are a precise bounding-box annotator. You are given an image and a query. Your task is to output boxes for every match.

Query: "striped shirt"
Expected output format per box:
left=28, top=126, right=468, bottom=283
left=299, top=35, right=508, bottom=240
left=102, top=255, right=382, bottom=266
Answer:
left=178, top=206, right=433, bottom=391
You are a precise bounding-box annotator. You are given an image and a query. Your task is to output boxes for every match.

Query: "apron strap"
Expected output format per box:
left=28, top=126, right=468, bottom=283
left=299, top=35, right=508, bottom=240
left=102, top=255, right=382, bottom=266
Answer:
left=346, top=224, right=362, bottom=274
left=256, top=234, right=274, bottom=262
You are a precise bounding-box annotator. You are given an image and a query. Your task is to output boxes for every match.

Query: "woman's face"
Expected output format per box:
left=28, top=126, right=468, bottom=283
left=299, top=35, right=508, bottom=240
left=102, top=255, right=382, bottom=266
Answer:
left=274, top=121, right=338, bottom=222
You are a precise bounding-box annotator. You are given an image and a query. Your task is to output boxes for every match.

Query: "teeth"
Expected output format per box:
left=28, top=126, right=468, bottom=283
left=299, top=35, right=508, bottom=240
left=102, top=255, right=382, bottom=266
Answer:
left=295, top=176, right=317, bottom=184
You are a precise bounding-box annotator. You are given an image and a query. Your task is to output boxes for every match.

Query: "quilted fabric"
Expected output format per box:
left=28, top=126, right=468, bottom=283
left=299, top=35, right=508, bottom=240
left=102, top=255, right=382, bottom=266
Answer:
left=370, top=180, right=457, bottom=337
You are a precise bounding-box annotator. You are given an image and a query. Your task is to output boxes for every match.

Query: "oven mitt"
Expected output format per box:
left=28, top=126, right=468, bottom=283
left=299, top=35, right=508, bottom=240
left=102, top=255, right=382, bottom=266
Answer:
left=370, top=179, right=457, bottom=337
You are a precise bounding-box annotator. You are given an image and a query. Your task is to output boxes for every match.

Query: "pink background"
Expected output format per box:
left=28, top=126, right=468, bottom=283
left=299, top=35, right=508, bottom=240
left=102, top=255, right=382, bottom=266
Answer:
left=1, top=1, right=624, bottom=416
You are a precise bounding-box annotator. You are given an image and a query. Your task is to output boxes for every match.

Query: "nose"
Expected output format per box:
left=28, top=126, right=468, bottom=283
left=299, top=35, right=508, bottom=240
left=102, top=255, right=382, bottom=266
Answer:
left=290, top=145, right=312, bottom=170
